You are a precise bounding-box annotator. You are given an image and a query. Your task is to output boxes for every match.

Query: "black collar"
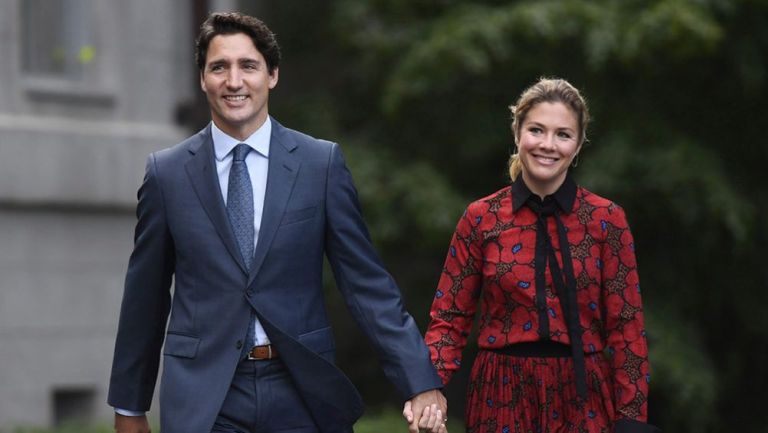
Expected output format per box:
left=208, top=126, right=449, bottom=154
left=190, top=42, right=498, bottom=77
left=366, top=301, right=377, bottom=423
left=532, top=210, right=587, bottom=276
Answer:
left=511, top=174, right=577, bottom=214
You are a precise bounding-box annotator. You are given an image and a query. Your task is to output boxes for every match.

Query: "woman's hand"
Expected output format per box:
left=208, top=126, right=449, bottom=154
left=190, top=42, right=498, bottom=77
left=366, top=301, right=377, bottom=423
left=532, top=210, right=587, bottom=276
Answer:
left=403, top=401, right=448, bottom=433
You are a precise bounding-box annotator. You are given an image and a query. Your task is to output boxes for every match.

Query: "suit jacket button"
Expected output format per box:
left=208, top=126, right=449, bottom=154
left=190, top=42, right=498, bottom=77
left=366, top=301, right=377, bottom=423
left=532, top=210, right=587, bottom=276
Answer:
left=236, top=340, right=243, bottom=349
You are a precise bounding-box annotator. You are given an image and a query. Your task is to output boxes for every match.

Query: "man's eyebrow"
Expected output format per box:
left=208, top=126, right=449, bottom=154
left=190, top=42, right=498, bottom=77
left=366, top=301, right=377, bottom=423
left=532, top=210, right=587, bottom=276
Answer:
left=207, top=59, right=228, bottom=67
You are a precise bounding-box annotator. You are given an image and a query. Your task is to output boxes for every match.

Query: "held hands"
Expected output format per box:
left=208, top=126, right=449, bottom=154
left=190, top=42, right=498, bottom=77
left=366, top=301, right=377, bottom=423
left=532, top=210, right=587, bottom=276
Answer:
left=114, top=413, right=150, bottom=433
left=402, top=389, right=448, bottom=433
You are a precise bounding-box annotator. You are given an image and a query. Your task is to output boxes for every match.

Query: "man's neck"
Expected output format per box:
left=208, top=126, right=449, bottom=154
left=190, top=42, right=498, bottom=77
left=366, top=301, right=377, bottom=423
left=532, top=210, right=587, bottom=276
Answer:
left=212, top=115, right=269, bottom=142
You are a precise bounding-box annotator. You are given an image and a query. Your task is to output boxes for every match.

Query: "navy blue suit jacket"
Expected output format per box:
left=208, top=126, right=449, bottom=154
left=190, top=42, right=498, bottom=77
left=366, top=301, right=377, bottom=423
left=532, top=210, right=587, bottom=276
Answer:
left=108, top=119, right=441, bottom=433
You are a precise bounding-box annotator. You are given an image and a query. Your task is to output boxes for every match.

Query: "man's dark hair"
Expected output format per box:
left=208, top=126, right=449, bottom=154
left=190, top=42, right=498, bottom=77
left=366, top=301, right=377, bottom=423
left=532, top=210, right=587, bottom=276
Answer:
left=195, top=12, right=281, bottom=73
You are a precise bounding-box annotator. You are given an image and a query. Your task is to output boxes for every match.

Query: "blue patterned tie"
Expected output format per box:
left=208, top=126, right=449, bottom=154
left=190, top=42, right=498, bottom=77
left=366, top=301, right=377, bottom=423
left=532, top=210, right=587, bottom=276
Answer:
left=227, top=143, right=256, bottom=354
left=227, top=143, right=254, bottom=269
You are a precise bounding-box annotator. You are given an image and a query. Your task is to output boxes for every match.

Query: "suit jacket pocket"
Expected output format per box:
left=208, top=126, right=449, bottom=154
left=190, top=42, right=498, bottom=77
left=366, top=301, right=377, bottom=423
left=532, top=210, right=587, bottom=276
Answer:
left=163, top=333, right=200, bottom=358
left=298, top=327, right=335, bottom=355
left=280, top=206, right=317, bottom=226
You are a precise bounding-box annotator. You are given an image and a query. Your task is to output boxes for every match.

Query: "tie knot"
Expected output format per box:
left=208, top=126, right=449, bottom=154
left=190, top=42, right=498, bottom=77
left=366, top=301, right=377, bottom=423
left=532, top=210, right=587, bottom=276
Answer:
left=233, top=143, right=251, bottom=162
left=527, top=197, right=558, bottom=217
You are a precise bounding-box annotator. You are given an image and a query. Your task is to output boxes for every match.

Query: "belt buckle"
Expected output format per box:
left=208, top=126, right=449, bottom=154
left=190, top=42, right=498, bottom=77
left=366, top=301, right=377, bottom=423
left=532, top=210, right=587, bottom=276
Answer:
left=247, top=345, right=272, bottom=360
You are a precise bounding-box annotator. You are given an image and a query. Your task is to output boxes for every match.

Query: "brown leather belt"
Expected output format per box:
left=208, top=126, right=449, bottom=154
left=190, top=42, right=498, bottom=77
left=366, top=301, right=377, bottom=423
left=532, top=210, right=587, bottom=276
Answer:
left=247, top=344, right=279, bottom=360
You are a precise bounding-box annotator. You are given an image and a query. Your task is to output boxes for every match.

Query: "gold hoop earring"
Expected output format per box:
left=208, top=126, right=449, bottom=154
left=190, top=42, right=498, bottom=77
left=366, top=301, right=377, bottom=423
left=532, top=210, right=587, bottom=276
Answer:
left=571, top=153, right=580, bottom=168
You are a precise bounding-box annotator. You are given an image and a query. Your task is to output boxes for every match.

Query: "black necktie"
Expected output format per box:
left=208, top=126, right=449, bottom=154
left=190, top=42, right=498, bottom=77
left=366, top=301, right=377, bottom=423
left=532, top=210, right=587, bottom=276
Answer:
left=528, top=198, right=588, bottom=399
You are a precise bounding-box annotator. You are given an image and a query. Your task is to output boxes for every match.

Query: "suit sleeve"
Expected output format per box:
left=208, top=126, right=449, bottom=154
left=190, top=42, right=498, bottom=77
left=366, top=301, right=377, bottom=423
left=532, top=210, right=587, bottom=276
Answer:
left=107, top=154, right=175, bottom=411
left=323, top=143, right=442, bottom=399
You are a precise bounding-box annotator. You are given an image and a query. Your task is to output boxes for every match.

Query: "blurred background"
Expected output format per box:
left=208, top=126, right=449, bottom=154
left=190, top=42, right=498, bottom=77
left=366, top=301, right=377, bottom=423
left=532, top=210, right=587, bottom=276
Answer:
left=1, top=0, right=766, bottom=432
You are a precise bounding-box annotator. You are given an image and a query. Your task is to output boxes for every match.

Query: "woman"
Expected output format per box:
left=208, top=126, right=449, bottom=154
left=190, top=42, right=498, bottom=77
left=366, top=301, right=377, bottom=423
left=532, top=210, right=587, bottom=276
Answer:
left=415, top=78, right=657, bottom=433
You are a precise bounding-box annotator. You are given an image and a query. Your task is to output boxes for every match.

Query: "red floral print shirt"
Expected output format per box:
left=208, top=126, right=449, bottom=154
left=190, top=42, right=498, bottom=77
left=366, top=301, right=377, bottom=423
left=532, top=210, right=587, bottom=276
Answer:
left=425, top=176, right=650, bottom=421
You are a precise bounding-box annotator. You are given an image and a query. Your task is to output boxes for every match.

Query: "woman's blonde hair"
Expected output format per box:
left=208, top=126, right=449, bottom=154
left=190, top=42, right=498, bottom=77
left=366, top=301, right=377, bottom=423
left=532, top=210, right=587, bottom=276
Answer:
left=508, top=78, right=590, bottom=180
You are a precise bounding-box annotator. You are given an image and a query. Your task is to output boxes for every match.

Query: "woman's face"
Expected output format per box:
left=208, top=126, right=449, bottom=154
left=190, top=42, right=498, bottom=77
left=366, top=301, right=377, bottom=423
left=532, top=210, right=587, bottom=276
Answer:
left=517, top=101, right=581, bottom=197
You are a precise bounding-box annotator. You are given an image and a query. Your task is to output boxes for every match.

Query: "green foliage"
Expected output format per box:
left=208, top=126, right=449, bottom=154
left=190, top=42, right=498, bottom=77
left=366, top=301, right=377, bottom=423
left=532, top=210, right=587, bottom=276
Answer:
left=582, top=131, right=755, bottom=241
left=343, top=143, right=466, bottom=247
left=646, top=310, right=716, bottom=433
left=337, top=0, right=725, bottom=112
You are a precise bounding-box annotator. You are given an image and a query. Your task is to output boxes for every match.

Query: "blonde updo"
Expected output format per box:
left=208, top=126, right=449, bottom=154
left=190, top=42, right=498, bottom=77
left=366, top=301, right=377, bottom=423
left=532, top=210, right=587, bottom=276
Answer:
left=508, top=78, right=590, bottom=180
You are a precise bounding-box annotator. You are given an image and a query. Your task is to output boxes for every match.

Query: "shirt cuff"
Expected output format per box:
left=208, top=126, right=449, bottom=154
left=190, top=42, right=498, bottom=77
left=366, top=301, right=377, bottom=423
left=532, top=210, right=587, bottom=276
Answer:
left=114, top=408, right=145, bottom=417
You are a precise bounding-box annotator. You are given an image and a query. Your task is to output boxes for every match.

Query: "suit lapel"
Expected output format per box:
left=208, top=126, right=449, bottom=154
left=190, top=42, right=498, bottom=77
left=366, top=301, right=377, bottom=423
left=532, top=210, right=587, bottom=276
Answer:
left=248, top=120, right=300, bottom=284
left=185, top=126, right=249, bottom=274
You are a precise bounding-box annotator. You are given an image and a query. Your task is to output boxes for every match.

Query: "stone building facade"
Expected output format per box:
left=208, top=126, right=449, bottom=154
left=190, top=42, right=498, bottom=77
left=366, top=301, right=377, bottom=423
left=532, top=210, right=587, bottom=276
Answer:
left=0, top=0, right=238, bottom=428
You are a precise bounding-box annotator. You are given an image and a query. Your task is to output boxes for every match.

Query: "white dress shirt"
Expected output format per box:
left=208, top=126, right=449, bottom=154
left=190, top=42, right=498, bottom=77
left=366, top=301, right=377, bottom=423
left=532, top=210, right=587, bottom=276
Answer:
left=115, top=119, right=272, bottom=417
left=211, top=119, right=271, bottom=346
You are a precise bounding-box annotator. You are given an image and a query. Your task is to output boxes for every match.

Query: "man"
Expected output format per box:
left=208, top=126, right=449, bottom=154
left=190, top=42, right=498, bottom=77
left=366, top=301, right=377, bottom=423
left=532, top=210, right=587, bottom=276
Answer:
left=108, top=11, right=446, bottom=433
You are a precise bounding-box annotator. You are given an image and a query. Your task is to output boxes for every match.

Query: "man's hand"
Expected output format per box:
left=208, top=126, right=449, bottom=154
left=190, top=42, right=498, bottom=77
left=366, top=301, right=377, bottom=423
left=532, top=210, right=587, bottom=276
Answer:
left=402, top=389, right=447, bottom=433
left=114, top=413, right=150, bottom=433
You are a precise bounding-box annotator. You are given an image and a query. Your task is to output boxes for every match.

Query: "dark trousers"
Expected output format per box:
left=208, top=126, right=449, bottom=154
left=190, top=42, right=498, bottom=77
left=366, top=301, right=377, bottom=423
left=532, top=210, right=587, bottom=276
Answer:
left=212, top=358, right=319, bottom=433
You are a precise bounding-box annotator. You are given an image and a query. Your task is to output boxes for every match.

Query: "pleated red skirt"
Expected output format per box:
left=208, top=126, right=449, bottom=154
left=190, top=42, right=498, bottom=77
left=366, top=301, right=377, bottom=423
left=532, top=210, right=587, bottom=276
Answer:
left=465, top=350, right=616, bottom=433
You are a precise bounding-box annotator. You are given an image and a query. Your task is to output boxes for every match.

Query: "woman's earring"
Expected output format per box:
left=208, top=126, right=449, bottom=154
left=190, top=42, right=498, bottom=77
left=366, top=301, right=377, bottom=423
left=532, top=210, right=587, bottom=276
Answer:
left=571, top=153, right=580, bottom=168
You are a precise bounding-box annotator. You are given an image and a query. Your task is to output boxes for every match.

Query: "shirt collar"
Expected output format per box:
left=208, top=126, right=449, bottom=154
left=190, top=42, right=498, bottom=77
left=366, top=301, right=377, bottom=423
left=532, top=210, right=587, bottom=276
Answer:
left=212, top=117, right=272, bottom=162
left=511, top=173, right=577, bottom=214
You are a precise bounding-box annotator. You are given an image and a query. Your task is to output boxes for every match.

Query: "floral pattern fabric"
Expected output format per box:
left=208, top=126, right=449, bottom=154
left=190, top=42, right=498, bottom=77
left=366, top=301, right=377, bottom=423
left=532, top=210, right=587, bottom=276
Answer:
left=425, top=181, right=650, bottom=430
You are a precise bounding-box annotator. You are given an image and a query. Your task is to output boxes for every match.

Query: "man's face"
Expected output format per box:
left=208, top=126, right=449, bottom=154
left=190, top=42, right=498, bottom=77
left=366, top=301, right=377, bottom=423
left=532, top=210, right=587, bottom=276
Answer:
left=200, top=33, right=278, bottom=140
